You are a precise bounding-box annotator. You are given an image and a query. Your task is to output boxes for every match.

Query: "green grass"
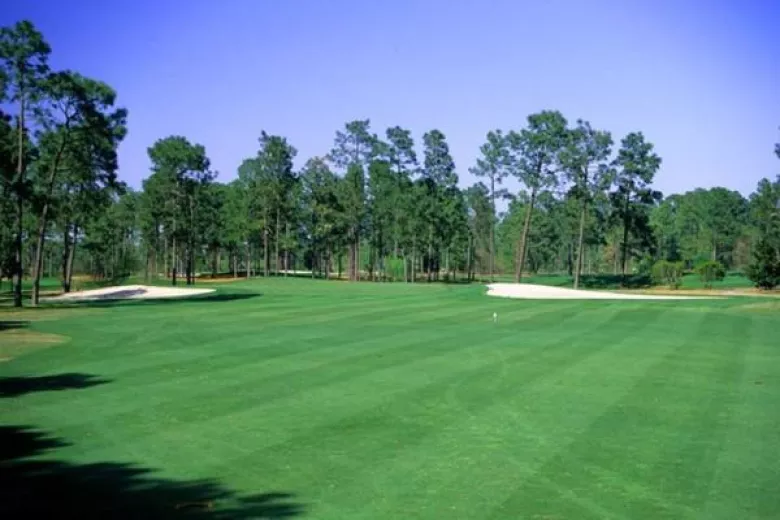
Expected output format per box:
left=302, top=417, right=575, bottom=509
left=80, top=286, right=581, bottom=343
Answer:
left=1, top=278, right=778, bottom=518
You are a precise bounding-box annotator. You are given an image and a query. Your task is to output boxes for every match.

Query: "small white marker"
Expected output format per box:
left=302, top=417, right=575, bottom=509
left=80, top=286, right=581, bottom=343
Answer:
left=493, top=312, right=498, bottom=323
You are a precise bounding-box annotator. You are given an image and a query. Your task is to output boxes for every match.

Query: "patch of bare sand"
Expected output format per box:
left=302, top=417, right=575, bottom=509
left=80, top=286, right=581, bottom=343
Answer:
left=43, top=285, right=215, bottom=302
left=486, top=283, right=714, bottom=300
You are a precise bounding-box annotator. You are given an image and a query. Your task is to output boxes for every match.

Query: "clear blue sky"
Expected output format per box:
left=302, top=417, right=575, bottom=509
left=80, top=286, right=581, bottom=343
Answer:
left=3, top=0, right=779, bottom=202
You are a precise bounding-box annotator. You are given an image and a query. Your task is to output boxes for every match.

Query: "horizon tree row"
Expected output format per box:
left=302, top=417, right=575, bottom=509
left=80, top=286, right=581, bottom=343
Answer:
left=2, top=20, right=778, bottom=308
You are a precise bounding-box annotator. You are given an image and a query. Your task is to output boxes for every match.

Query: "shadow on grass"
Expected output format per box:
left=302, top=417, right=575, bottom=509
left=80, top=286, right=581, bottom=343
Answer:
left=0, top=373, right=111, bottom=398
left=0, top=425, right=304, bottom=519
left=0, top=320, right=30, bottom=331
left=39, top=291, right=263, bottom=309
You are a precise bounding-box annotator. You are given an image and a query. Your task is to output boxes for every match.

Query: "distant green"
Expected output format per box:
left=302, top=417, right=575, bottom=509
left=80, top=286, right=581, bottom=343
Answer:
left=1, top=278, right=778, bottom=518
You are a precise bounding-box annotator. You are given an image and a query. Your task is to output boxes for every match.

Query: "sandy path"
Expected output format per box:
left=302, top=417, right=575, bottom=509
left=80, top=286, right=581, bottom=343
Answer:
left=486, top=283, right=713, bottom=300
left=43, top=285, right=215, bottom=302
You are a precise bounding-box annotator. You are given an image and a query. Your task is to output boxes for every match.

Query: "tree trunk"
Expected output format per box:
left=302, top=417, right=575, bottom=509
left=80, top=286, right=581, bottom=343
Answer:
left=490, top=176, right=495, bottom=282
left=65, top=225, right=77, bottom=292
left=246, top=242, right=251, bottom=278
left=427, top=227, right=433, bottom=282
left=355, top=235, right=360, bottom=281
left=61, top=223, right=72, bottom=293
left=284, top=220, right=290, bottom=277
left=232, top=250, right=237, bottom=278
left=144, top=246, right=150, bottom=283
left=621, top=194, right=630, bottom=281
left=411, top=239, right=417, bottom=283
left=275, top=210, right=280, bottom=276
left=171, top=235, right=178, bottom=286
left=263, top=225, right=270, bottom=277
left=12, top=86, right=26, bottom=308
left=163, top=237, right=168, bottom=280
left=514, top=188, right=537, bottom=282
left=467, top=235, right=472, bottom=283
left=348, top=240, right=355, bottom=281
left=573, top=200, right=587, bottom=289
left=31, top=207, right=51, bottom=306
left=187, top=245, right=194, bottom=285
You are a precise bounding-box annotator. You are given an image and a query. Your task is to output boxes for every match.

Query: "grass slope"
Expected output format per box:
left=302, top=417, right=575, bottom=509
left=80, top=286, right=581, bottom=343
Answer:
left=1, top=278, right=778, bottom=518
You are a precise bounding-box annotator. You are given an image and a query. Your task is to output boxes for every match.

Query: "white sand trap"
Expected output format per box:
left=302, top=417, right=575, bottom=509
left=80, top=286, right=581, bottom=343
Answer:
left=486, top=283, right=712, bottom=300
left=44, top=285, right=215, bottom=302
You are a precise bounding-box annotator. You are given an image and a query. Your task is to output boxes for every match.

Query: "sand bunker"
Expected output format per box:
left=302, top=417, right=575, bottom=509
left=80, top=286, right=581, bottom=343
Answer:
left=44, top=285, right=215, bottom=302
left=486, top=283, right=711, bottom=300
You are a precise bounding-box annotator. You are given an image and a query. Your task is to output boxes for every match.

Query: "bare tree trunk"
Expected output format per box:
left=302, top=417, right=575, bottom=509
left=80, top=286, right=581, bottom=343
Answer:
left=32, top=135, right=70, bottom=305
left=12, top=88, right=26, bottom=308
left=284, top=220, right=290, bottom=277
left=275, top=210, right=280, bottom=276
left=427, top=227, right=433, bottom=283
left=573, top=200, right=587, bottom=289
left=246, top=242, right=251, bottom=278
left=411, top=239, right=417, bottom=283
left=31, top=202, right=50, bottom=306
left=466, top=235, right=472, bottom=283
left=348, top=234, right=356, bottom=281
left=61, top=223, right=72, bottom=293
left=144, top=246, right=150, bottom=283
left=515, top=188, right=537, bottom=282
left=171, top=235, right=178, bottom=286
left=65, top=225, right=77, bottom=293
left=164, top=237, right=168, bottom=280
left=490, top=175, right=495, bottom=282
left=263, top=225, right=270, bottom=277
left=621, top=198, right=630, bottom=281
left=355, top=235, right=360, bottom=281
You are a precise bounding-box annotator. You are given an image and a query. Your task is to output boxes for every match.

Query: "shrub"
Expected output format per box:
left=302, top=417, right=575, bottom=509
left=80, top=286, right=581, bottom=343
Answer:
left=696, top=260, right=726, bottom=288
left=651, top=260, right=684, bottom=289
left=636, top=255, right=655, bottom=277
left=385, top=256, right=405, bottom=281
left=745, top=237, right=780, bottom=290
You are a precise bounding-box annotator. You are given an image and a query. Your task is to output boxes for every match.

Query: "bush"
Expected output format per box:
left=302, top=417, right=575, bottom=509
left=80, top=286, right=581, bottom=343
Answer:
left=745, top=237, right=780, bottom=290
left=385, top=256, right=405, bottom=281
left=696, top=260, right=726, bottom=288
left=651, top=260, right=684, bottom=289
left=636, top=255, right=655, bottom=277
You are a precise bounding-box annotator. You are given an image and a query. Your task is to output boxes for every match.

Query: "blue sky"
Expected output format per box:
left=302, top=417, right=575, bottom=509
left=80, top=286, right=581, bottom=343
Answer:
left=3, top=0, right=778, bottom=202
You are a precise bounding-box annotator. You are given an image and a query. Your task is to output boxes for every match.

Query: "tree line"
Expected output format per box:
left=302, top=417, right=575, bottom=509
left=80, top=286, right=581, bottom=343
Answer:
left=2, top=21, right=779, bottom=307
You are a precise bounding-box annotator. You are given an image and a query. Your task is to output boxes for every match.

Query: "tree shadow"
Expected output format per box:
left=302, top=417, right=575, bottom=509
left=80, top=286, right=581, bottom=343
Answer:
left=0, top=425, right=304, bottom=519
left=0, top=373, right=111, bottom=398
left=0, top=320, right=30, bottom=331
left=46, top=292, right=263, bottom=309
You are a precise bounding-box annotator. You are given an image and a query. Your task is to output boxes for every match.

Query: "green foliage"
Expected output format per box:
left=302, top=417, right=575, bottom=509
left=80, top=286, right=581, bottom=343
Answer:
left=385, top=256, right=405, bottom=281
left=651, top=260, right=684, bottom=289
left=696, top=260, right=726, bottom=288
left=745, top=236, right=780, bottom=290
left=611, top=131, right=662, bottom=275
